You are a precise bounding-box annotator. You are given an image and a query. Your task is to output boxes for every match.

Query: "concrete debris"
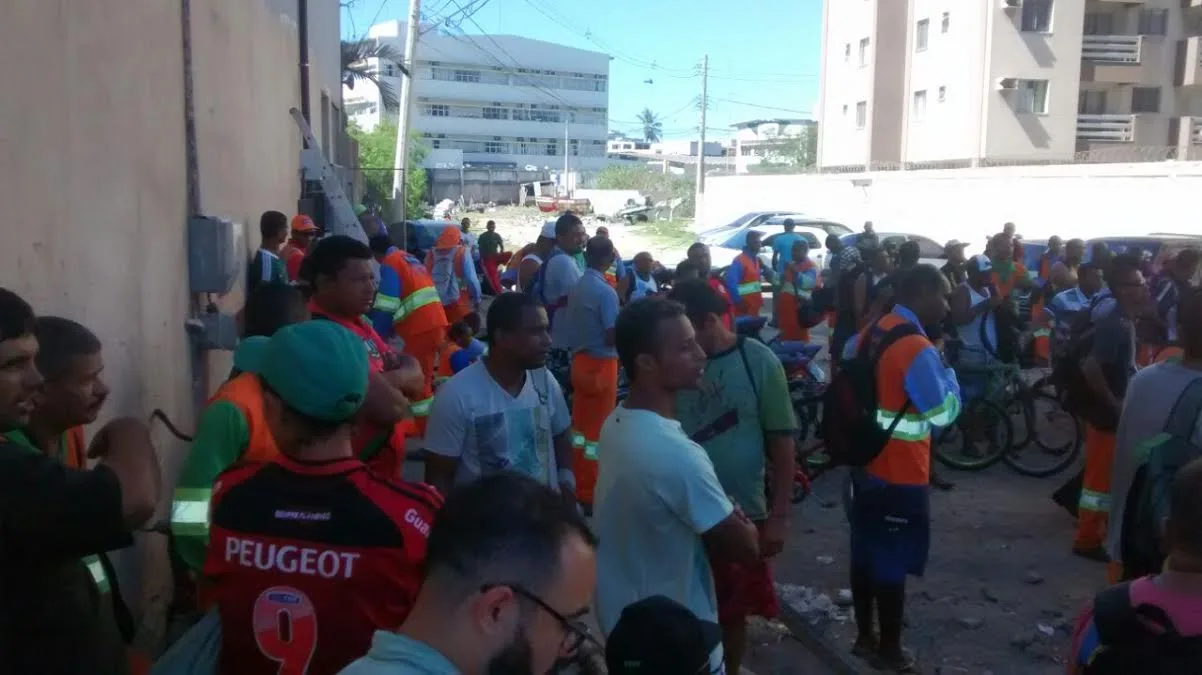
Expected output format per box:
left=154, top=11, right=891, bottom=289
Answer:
left=777, top=583, right=850, bottom=625
left=1024, top=570, right=1045, bottom=585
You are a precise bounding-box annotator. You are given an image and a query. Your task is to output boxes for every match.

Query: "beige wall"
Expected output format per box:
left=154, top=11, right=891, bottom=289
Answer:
left=0, top=0, right=338, bottom=634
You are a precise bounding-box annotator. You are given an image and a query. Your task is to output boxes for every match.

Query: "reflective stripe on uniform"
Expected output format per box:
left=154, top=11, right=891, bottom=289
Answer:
left=779, top=283, right=796, bottom=296
left=923, top=393, right=961, bottom=428
left=875, top=409, right=930, bottom=442
left=171, top=487, right=212, bottom=537
left=84, top=555, right=110, bottom=593
left=393, top=286, right=442, bottom=322
left=571, top=432, right=600, bottom=461
left=1079, top=489, right=1111, bottom=513
left=737, top=281, right=761, bottom=296
left=409, top=396, right=433, bottom=417
left=373, top=293, right=401, bottom=313
left=1032, top=328, right=1051, bottom=338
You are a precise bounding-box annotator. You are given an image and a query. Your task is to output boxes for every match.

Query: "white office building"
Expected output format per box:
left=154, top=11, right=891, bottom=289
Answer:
left=817, top=0, right=1202, bottom=170
left=345, top=21, right=611, bottom=170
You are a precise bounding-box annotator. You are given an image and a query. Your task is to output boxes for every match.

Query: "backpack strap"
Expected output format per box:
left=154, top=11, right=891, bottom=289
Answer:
left=1093, top=582, right=1138, bottom=647
left=859, top=321, right=920, bottom=432
left=735, top=337, right=760, bottom=410
left=1163, top=378, right=1202, bottom=438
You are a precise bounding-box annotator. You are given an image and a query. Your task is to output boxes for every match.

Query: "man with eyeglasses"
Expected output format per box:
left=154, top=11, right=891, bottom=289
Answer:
left=340, top=471, right=599, bottom=675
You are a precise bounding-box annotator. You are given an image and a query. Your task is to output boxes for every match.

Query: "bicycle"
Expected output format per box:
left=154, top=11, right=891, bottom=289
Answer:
left=999, top=366, right=1083, bottom=477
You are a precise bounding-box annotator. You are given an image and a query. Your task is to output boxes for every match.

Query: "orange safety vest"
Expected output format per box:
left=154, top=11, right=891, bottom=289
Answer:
left=861, top=313, right=948, bottom=486
left=991, top=261, right=1027, bottom=300
left=734, top=253, right=763, bottom=302
left=435, top=342, right=463, bottom=387
left=280, top=244, right=306, bottom=282
left=208, top=372, right=280, bottom=462
left=382, top=248, right=448, bottom=336
left=425, top=246, right=472, bottom=322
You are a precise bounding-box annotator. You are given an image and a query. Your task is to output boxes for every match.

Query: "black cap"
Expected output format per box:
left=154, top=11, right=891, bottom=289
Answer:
left=605, top=596, right=721, bottom=675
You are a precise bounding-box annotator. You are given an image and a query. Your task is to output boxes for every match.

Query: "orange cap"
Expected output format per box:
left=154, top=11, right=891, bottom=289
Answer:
left=436, top=226, right=462, bottom=249
left=291, top=214, right=317, bottom=233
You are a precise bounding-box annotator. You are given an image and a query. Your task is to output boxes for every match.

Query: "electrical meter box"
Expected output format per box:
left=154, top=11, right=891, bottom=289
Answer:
left=187, top=216, right=242, bottom=294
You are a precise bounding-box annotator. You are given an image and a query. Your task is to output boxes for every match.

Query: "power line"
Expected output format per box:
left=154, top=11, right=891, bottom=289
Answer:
left=366, top=0, right=393, bottom=31
left=710, top=97, right=813, bottom=116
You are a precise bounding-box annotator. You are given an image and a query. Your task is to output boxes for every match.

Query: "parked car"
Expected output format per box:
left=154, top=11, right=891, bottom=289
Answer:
left=709, top=223, right=831, bottom=288
left=1086, top=234, right=1202, bottom=278
left=694, top=210, right=803, bottom=239
left=830, top=232, right=948, bottom=269
left=390, top=219, right=457, bottom=257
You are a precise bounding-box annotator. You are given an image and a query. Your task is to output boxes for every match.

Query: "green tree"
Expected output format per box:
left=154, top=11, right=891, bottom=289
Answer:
left=595, top=164, right=694, bottom=217
left=636, top=108, right=663, bottom=143
left=341, top=39, right=404, bottom=110
left=748, top=124, right=820, bottom=174
left=348, top=120, right=429, bottom=218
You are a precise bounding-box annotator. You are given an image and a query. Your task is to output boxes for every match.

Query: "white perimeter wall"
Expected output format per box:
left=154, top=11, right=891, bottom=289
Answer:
left=702, top=162, right=1202, bottom=250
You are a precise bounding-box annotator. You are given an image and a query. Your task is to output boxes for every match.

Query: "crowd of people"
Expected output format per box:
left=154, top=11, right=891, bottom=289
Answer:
left=5, top=206, right=1202, bottom=675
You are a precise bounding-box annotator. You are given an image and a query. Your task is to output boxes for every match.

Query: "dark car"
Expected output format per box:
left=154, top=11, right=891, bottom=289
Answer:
left=1086, top=235, right=1202, bottom=279
left=385, top=219, right=457, bottom=257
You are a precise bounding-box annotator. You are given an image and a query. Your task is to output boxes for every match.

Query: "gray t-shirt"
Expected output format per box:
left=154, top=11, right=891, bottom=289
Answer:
left=424, top=360, right=571, bottom=488
left=1107, top=362, right=1202, bottom=561
left=1090, top=308, right=1136, bottom=399
left=560, top=269, right=620, bottom=358
left=543, top=251, right=583, bottom=348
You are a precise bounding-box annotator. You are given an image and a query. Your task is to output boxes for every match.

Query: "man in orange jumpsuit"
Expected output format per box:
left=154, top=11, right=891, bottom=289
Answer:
left=724, top=230, right=767, bottom=318
left=369, top=234, right=448, bottom=433
left=425, top=227, right=481, bottom=325
left=777, top=238, right=821, bottom=342
left=281, top=214, right=317, bottom=282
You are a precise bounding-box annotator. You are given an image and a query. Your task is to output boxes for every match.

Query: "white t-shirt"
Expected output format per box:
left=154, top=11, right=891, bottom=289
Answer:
left=593, top=405, right=734, bottom=671
left=424, top=360, right=571, bottom=488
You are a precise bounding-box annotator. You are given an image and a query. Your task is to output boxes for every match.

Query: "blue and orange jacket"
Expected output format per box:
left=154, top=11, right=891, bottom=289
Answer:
left=843, top=306, right=962, bottom=486
left=724, top=252, right=764, bottom=306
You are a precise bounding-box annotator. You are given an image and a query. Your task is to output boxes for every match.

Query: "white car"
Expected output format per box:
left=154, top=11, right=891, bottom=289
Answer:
left=828, top=232, right=949, bottom=269
left=707, top=223, right=831, bottom=282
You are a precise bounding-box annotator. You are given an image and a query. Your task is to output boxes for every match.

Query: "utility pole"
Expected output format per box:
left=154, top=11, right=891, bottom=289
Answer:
left=390, top=0, right=422, bottom=224
left=563, top=118, right=570, bottom=197
left=695, top=54, right=709, bottom=222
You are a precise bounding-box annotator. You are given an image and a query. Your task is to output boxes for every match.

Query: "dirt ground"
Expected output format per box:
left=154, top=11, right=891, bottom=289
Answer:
left=775, top=459, right=1100, bottom=675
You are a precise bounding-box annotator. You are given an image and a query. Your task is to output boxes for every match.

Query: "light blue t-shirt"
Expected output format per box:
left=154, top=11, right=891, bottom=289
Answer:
left=771, top=232, right=804, bottom=274
left=561, top=269, right=620, bottom=358
left=338, top=630, right=459, bottom=675
left=594, top=405, right=733, bottom=671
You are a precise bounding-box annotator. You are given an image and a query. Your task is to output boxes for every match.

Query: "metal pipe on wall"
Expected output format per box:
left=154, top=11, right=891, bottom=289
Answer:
left=298, top=0, right=311, bottom=127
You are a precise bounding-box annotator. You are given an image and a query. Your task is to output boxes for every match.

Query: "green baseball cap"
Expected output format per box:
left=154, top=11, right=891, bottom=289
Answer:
left=232, top=336, right=270, bottom=375
left=259, top=321, right=369, bottom=422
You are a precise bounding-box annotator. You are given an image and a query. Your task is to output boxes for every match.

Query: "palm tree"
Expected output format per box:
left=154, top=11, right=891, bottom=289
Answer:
left=341, top=39, right=406, bottom=111
left=636, top=108, right=663, bottom=143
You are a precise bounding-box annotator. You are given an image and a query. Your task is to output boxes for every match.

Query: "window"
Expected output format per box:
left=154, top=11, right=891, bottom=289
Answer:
left=484, top=141, right=506, bottom=154
left=914, top=236, right=945, bottom=259
left=1131, top=86, right=1161, bottom=113
left=453, top=69, right=480, bottom=83
left=1083, top=12, right=1114, bottom=36
left=1020, top=0, right=1053, bottom=33
left=545, top=141, right=559, bottom=155
left=855, top=101, right=867, bottom=129
left=844, top=43, right=851, bottom=62
left=938, top=86, right=946, bottom=103
left=1138, top=9, right=1168, bottom=36
left=912, top=90, right=927, bottom=121
left=483, top=106, right=505, bottom=120
left=859, top=38, right=870, bottom=67
left=941, top=12, right=950, bottom=33
left=1078, top=90, right=1107, bottom=114
left=1016, top=79, right=1049, bottom=114
left=426, top=104, right=449, bottom=117
left=916, top=19, right=930, bottom=51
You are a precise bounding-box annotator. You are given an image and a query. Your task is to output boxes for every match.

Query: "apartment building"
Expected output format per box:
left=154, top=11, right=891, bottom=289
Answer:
left=345, top=21, right=611, bottom=170
left=817, top=0, right=1202, bottom=169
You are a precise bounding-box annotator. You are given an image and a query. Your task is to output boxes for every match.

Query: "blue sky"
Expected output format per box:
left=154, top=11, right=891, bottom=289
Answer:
left=343, top=0, right=823, bottom=139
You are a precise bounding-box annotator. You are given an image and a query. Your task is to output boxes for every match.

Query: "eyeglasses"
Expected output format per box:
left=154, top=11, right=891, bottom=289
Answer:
left=480, top=583, right=603, bottom=656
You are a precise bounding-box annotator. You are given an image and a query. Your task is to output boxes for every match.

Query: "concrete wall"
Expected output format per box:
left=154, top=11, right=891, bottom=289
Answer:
left=702, top=162, right=1202, bottom=250
left=0, top=0, right=337, bottom=640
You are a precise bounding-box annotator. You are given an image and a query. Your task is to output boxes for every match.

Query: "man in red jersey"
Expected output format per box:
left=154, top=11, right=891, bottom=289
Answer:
left=302, top=236, right=416, bottom=477
left=203, top=320, right=442, bottom=675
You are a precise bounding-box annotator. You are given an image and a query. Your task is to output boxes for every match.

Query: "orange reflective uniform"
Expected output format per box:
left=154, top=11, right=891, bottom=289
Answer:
left=732, top=253, right=764, bottom=317
left=435, top=342, right=463, bottom=387
left=1032, top=255, right=1056, bottom=361
left=570, top=352, right=619, bottom=506
left=208, top=373, right=280, bottom=461
left=777, top=258, right=821, bottom=342
left=280, top=244, right=306, bottom=282
left=379, top=248, right=446, bottom=435
left=990, top=261, right=1027, bottom=300
left=425, top=228, right=474, bottom=325
left=1075, top=424, right=1117, bottom=552
left=1156, top=345, right=1185, bottom=363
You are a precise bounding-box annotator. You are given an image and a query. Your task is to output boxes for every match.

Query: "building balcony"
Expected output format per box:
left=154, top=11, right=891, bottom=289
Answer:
left=1177, top=36, right=1202, bottom=86
left=1081, top=35, right=1156, bottom=84
left=1076, top=114, right=1136, bottom=142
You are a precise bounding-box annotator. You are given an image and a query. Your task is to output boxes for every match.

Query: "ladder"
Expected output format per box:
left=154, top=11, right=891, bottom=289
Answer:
left=289, top=107, right=366, bottom=244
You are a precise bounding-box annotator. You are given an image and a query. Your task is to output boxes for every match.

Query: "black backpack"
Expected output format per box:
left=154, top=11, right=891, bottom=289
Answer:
left=1121, top=378, right=1202, bottom=579
left=1083, top=582, right=1202, bottom=675
left=822, top=323, right=919, bottom=467
left=1053, top=294, right=1117, bottom=431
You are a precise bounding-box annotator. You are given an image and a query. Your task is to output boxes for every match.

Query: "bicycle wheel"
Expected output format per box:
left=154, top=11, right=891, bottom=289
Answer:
left=934, top=398, right=1013, bottom=471
left=1003, top=391, right=1083, bottom=477
left=789, top=379, right=823, bottom=445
